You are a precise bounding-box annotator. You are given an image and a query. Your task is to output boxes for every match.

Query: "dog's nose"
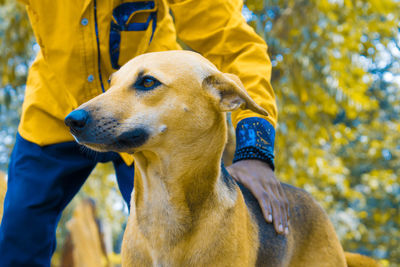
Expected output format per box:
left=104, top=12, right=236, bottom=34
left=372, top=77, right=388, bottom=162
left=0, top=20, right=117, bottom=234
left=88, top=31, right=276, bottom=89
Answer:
left=65, top=109, right=90, bottom=132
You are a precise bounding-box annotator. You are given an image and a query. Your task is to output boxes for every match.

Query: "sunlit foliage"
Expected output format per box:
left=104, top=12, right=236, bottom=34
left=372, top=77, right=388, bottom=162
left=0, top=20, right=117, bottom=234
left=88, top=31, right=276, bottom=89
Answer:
left=244, top=0, right=400, bottom=264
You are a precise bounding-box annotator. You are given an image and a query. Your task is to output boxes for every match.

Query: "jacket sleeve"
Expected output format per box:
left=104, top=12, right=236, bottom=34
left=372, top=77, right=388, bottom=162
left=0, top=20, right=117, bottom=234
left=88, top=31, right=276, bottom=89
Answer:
left=168, top=0, right=277, bottom=167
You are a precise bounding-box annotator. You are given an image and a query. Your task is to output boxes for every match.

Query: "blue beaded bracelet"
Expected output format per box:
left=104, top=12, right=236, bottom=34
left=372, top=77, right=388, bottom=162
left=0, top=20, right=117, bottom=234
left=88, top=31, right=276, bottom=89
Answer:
left=233, top=117, right=275, bottom=170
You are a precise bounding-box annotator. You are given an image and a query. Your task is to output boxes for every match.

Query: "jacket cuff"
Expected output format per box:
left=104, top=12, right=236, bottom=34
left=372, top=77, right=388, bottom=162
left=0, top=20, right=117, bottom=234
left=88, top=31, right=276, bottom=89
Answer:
left=233, top=117, right=275, bottom=170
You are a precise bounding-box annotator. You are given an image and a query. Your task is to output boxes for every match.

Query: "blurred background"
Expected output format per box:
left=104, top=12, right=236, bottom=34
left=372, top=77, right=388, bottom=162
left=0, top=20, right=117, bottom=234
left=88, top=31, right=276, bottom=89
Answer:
left=0, top=0, right=399, bottom=266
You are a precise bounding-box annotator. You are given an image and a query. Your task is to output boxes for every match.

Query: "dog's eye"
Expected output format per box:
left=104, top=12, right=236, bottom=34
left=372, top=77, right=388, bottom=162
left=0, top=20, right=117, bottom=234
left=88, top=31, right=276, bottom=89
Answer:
left=143, top=78, right=154, bottom=88
left=135, top=75, right=161, bottom=91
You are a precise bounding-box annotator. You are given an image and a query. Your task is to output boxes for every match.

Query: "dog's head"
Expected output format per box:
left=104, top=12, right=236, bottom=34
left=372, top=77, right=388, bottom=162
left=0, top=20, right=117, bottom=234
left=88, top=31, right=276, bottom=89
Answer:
left=65, top=51, right=268, bottom=153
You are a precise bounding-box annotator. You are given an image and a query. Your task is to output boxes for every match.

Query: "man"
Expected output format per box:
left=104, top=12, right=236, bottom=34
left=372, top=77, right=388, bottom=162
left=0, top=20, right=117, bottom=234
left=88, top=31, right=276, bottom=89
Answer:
left=0, top=0, right=289, bottom=266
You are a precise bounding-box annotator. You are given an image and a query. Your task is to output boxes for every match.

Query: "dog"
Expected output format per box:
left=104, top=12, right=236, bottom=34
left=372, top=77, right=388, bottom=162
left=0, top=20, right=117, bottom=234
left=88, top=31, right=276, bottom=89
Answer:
left=65, top=51, right=380, bottom=266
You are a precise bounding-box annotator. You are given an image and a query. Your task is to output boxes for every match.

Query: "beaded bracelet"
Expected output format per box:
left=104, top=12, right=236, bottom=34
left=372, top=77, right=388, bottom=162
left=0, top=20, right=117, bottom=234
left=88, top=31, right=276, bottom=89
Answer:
left=233, top=146, right=275, bottom=170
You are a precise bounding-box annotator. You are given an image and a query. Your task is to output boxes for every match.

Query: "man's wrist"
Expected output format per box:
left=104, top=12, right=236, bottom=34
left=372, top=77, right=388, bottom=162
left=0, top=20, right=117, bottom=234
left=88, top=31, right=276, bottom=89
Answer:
left=233, top=117, right=275, bottom=170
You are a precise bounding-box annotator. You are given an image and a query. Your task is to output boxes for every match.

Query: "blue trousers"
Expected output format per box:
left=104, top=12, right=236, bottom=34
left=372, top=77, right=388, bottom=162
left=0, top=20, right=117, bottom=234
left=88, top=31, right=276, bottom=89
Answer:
left=0, top=133, right=134, bottom=267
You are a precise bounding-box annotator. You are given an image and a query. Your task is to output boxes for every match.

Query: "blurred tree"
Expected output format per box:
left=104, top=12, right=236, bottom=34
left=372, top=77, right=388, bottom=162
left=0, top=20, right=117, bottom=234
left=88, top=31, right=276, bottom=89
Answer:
left=0, top=0, right=33, bottom=171
left=51, top=163, right=126, bottom=267
left=244, top=0, right=400, bottom=264
left=1, top=0, right=399, bottom=265
left=0, top=0, right=32, bottom=95
left=65, top=198, right=110, bottom=267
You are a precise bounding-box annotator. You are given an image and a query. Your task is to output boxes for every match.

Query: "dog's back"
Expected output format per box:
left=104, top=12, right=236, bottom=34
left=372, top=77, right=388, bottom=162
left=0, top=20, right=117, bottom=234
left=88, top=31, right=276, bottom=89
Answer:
left=227, top=166, right=380, bottom=267
left=221, top=166, right=347, bottom=267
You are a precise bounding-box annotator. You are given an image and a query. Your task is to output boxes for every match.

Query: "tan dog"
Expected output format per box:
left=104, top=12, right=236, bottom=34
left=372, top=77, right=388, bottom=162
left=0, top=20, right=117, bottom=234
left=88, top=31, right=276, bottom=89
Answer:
left=65, top=51, right=380, bottom=267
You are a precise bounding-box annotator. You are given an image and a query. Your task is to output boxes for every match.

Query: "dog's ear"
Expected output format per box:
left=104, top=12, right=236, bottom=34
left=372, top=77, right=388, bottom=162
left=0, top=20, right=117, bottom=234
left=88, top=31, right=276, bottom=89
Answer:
left=203, top=72, right=269, bottom=116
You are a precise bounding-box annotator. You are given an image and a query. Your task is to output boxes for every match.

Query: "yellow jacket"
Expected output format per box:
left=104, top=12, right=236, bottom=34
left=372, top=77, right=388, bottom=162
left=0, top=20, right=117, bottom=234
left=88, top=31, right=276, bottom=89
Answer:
left=18, top=0, right=277, bottom=165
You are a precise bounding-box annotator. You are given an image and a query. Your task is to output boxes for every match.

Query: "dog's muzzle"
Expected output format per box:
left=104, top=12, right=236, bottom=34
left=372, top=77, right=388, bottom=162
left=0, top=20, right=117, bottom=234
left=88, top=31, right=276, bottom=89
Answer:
left=65, top=109, right=149, bottom=150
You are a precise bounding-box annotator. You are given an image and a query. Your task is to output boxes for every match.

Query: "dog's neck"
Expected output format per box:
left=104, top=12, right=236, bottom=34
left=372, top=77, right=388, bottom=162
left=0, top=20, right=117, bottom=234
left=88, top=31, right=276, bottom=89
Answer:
left=131, top=113, right=237, bottom=250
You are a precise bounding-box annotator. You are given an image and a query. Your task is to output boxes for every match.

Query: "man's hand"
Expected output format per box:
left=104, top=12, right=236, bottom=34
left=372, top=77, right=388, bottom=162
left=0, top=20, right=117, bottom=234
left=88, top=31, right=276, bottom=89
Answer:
left=227, top=159, right=289, bottom=235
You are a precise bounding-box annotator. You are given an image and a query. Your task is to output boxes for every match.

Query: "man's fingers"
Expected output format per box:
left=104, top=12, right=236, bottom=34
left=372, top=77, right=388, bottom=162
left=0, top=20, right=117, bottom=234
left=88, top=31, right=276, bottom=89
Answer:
left=269, top=195, right=285, bottom=234
left=260, top=193, right=273, bottom=223
left=276, top=184, right=290, bottom=234
left=279, top=197, right=288, bottom=234
left=271, top=183, right=290, bottom=235
left=226, top=161, right=289, bottom=235
left=236, top=171, right=274, bottom=225
left=266, top=181, right=289, bottom=234
left=277, top=184, right=290, bottom=219
left=257, top=175, right=286, bottom=235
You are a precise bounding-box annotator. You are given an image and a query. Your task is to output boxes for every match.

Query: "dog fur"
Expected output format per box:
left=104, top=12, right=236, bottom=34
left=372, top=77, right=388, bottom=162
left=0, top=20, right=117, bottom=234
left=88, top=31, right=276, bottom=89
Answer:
left=66, top=51, right=380, bottom=267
